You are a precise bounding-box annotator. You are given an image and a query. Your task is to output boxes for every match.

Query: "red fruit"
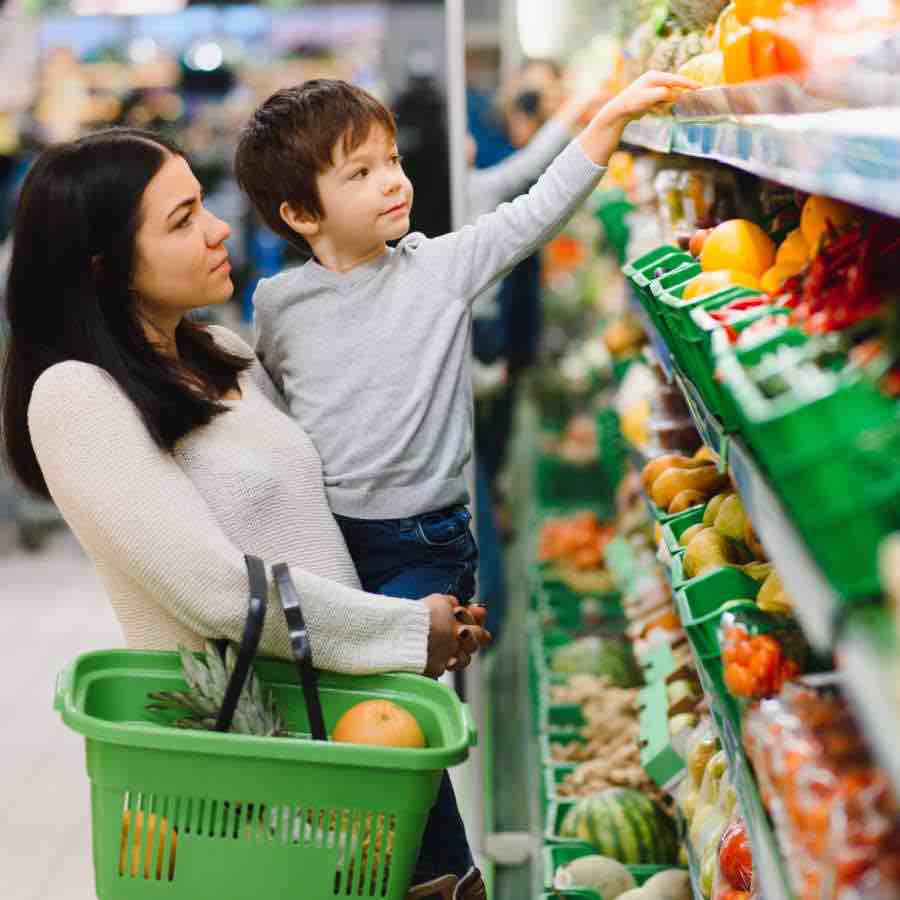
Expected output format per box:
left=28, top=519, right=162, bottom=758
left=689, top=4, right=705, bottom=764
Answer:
left=719, top=820, right=754, bottom=890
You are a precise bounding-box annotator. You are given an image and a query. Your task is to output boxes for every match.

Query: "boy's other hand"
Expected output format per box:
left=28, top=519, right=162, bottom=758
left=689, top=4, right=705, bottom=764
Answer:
left=601, top=71, right=700, bottom=124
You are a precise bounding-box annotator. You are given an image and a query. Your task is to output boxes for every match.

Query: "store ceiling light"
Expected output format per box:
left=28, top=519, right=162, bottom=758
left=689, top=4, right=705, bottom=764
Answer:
left=186, top=42, right=224, bottom=72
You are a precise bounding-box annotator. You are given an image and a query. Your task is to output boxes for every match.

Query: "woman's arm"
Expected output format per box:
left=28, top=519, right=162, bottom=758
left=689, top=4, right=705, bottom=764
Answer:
left=28, top=361, right=430, bottom=676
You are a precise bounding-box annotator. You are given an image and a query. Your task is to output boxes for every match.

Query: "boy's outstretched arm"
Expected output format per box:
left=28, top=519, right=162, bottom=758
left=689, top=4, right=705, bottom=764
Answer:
left=417, top=71, right=699, bottom=304
left=576, top=71, right=697, bottom=166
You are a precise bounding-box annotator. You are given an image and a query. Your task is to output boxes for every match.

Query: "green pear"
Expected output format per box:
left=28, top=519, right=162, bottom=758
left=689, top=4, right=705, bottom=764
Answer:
left=684, top=527, right=741, bottom=579
left=703, top=492, right=733, bottom=528
left=714, top=494, right=747, bottom=542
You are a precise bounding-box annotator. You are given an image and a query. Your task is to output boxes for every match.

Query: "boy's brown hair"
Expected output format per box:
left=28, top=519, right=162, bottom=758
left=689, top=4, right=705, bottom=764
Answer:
left=234, top=79, right=397, bottom=255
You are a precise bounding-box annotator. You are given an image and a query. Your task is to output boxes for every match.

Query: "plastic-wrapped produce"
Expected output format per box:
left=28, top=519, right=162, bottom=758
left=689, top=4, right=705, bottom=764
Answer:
left=744, top=683, right=900, bottom=900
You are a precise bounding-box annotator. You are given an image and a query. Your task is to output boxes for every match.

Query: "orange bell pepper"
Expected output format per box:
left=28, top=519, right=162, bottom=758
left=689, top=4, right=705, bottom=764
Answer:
left=723, top=27, right=754, bottom=83
left=750, top=28, right=780, bottom=78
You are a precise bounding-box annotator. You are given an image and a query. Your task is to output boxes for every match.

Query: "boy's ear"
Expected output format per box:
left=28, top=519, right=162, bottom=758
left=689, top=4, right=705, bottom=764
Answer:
left=279, top=201, right=319, bottom=238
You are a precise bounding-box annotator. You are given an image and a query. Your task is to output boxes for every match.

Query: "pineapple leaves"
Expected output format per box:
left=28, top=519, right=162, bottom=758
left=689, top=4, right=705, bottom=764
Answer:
left=146, top=642, right=285, bottom=737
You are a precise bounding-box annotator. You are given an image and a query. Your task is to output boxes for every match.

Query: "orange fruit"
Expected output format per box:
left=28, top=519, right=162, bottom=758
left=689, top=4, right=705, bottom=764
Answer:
left=750, top=28, right=779, bottom=78
left=332, top=699, right=426, bottom=748
left=700, top=219, right=776, bottom=277
left=775, top=228, right=810, bottom=266
left=760, top=261, right=805, bottom=294
left=723, top=28, right=754, bottom=83
left=800, top=195, right=856, bottom=251
left=716, top=4, right=744, bottom=50
left=683, top=268, right=761, bottom=300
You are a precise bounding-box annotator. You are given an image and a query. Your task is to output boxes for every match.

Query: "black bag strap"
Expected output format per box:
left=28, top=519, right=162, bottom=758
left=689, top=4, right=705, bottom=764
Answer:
left=273, top=562, right=328, bottom=741
left=215, top=555, right=268, bottom=733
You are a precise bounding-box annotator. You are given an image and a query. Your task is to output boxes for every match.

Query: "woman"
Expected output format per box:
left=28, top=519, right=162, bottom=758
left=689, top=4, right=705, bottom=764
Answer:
left=1, top=127, right=490, bottom=683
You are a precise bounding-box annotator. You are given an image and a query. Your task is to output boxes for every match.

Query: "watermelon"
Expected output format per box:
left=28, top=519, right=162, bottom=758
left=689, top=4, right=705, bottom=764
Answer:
left=549, top=637, right=643, bottom=688
left=559, top=788, right=679, bottom=865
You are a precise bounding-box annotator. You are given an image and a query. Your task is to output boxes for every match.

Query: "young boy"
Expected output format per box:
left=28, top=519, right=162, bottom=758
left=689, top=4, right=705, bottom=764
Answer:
left=234, top=70, right=694, bottom=899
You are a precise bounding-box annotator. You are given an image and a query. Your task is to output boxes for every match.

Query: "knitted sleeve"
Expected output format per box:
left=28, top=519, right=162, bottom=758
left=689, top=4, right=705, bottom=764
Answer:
left=415, top=139, right=604, bottom=305
left=27, top=361, right=429, bottom=675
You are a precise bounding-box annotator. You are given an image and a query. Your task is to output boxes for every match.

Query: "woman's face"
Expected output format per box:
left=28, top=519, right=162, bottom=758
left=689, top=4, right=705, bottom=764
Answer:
left=131, top=154, right=233, bottom=322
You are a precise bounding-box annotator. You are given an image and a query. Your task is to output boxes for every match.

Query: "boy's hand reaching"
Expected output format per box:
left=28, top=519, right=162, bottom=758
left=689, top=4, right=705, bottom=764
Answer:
left=601, top=71, right=700, bottom=123
left=576, top=71, right=700, bottom=168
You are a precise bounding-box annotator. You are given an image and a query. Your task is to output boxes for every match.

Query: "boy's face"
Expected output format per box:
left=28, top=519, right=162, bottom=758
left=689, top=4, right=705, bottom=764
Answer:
left=314, top=125, right=413, bottom=257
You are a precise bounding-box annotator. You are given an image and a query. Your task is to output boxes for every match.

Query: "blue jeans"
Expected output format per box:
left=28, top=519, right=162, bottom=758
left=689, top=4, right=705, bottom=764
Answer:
left=335, top=505, right=478, bottom=881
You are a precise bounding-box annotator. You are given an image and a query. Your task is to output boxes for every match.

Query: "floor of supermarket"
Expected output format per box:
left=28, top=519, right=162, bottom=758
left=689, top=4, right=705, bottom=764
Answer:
left=1, top=521, right=117, bottom=900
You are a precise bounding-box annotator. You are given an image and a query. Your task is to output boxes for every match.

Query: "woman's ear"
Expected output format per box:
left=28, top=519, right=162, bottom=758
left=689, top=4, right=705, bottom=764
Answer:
left=279, top=202, right=319, bottom=238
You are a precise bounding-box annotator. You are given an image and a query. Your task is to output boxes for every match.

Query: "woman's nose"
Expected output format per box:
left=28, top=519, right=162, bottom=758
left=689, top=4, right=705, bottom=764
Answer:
left=206, top=212, right=231, bottom=246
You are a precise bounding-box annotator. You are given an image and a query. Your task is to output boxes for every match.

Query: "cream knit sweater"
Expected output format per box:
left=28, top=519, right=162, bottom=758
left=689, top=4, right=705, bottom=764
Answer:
left=27, top=326, right=430, bottom=675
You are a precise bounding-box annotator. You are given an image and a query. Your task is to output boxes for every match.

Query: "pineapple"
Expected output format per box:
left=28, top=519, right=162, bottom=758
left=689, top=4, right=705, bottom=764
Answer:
left=647, top=33, right=686, bottom=73
left=674, top=31, right=707, bottom=71
left=147, top=641, right=285, bottom=736
left=669, top=0, right=728, bottom=32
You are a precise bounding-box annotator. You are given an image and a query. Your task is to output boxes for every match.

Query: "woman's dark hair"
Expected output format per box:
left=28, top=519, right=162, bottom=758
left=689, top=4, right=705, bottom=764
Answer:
left=2, top=127, right=252, bottom=498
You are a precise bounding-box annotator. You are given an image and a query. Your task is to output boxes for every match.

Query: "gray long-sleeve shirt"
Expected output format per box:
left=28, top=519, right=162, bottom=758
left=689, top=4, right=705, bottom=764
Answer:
left=253, top=139, right=604, bottom=519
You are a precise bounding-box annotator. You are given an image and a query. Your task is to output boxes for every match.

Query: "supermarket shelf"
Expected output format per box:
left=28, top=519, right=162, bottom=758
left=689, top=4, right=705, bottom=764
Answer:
left=721, top=715, right=796, bottom=900
left=635, top=308, right=840, bottom=651
left=839, top=605, right=900, bottom=800
left=622, top=107, right=900, bottom=219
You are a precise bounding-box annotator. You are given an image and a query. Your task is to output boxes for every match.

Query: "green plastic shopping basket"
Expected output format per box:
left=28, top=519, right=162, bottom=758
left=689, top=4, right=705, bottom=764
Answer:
left=54, top=559, right=476, bottom=900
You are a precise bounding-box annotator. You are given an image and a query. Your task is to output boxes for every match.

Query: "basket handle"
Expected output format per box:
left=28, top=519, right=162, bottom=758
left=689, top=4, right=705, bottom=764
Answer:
left=273, top=563, right=328, bottom=741
left=215, top=555, right=268, bottom=733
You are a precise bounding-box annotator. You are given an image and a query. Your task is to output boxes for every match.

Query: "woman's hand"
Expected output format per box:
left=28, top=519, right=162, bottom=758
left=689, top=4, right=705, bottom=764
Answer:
left=422, top=595, right=492, bottom=678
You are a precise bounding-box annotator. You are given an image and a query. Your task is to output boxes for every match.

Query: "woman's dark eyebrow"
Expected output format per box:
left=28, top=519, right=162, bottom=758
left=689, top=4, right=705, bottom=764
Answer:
left=166, top=188, right=204, bottom=221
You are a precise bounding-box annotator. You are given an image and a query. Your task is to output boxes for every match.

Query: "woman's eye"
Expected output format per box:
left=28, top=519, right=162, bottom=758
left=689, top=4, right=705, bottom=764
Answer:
left=353, top=168, right=369, bottom=180
left=176, top=214, right=192, bottom=229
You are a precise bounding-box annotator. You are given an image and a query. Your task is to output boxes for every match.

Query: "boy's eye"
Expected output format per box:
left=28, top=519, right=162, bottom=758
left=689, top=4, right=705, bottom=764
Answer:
left=391, top=154, right=403, bottom=166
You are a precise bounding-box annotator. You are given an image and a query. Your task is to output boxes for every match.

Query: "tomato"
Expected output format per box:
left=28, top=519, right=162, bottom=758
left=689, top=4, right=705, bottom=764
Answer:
left=719, top=820, right=754, bottom=890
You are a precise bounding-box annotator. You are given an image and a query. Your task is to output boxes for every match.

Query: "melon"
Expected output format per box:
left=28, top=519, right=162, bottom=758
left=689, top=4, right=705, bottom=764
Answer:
left=553, top=854, right=636, bottom=898
left=559, top=788, right=680, bottom=865
left=643, top=868, right=692, bottom=900
left=550, top=637, right=643, bottom=688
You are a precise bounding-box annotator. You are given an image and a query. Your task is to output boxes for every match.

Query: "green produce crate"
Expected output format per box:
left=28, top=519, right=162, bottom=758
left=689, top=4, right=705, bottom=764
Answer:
left=535, top=453, right=618, bottom=512
left=595, top=407, right=625, bottom=494
left=690, top=301, right=790, bottom=407
left=541, top=702, right=587, bottom=733
left=673, top=567, right=761, bottom=660
left=673, top=288, right=767, bottom=425
left=647, top=261, right=702, bottom=348
left=55, top=650, right=476, bottom=900
left=543, top=764, right=577, bottom=822
left=622, top=245, right=684, bottom=287
left=668, top=552, right=688, bottom=591
left=717, top=328, right=900, bottom=599
left=538, top=891, right=601, bottom=900
left=646, top=495, right=705, bottom=525
left=624, top=248, right=694, bottom=346
left=661, top=506, right=706, bottom=559
left=543, top=844, right=684, bottom=891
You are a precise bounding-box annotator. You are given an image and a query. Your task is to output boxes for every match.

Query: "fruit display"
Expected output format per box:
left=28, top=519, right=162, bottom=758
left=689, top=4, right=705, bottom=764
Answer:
left=550, top=636, right=643, bottom=688
left=539, top=511, right=617, bottom=572
left=559, top=787, right=681, bottom=865
left=641, top=449, right=729, bottom=516
left=712, top=817, right=754, bottom=899
left=744, top=684, right=900, bottom=899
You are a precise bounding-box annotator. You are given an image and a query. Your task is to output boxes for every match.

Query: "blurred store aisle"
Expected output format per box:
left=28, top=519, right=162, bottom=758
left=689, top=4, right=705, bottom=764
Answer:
left=0, top=522, right=120, bottom=900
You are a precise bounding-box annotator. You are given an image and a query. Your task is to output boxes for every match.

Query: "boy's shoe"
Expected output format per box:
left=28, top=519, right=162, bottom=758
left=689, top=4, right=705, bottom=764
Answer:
left=405, top=866, right=486, bottom=900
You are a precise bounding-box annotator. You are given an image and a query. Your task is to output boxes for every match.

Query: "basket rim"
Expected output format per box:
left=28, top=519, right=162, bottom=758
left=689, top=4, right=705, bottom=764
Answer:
left=55, top=649, right=476, bottom=770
